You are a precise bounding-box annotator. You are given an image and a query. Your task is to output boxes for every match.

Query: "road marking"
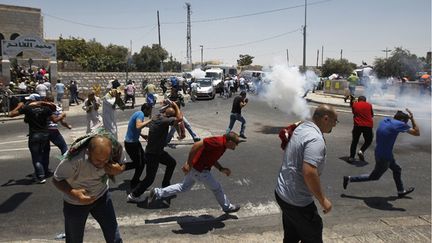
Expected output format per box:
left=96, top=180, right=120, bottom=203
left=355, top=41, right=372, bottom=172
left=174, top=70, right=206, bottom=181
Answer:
left=86, top=201, right=281, bottom=229
left=0, top=139, right=28, bottom=145
left=234, top=178, right=252, bottom=186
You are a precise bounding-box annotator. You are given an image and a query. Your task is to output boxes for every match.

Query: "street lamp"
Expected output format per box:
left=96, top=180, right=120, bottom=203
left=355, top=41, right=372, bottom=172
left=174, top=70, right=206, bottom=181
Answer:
left=200, top=45, right=203, bottom=67
left=382, top=47, right=391, bottom=59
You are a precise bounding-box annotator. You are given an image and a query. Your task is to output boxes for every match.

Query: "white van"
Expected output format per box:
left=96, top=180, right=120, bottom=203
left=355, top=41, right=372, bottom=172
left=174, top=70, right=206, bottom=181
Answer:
left=205, top=68, right=224, bottom=87
left=240, top=70, right=266, bottom=80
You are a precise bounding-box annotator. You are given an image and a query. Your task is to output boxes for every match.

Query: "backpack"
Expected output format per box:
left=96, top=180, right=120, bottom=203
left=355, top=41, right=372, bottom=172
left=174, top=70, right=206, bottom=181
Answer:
left=278, top=121, right=302, bottom=150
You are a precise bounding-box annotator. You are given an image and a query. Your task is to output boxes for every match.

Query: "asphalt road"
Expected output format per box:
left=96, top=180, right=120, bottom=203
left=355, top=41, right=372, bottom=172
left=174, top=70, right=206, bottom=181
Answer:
left=0, top=95, right=430, bottom=241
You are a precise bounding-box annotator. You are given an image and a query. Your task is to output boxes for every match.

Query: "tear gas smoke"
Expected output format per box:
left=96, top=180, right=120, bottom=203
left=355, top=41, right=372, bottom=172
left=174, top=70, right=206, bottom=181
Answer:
left=258, top=64, right=319, bottom=120
left=190, top=68, right=206, bottom=79
left=362, top=75, right=431, bottom=146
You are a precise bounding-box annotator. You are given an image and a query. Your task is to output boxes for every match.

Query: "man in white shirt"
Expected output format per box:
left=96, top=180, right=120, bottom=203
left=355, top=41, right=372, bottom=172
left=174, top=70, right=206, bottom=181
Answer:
left=35, top=81, right=49, bottom=99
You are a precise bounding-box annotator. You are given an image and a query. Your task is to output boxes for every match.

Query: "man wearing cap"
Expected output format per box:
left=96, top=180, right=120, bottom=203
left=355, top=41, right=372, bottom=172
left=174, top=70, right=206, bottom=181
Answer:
left=227, top=91, right=248, bottom=139
left=343, top=109, right=420, bottom=198
left=9, top=94, right=66, bottom=183
left=148, top=132, right=243, bottom=213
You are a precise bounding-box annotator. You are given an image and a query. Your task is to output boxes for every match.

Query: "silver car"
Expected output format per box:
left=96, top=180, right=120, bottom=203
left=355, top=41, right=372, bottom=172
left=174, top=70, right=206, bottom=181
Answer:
left=195, top=78, right=215, bottom=100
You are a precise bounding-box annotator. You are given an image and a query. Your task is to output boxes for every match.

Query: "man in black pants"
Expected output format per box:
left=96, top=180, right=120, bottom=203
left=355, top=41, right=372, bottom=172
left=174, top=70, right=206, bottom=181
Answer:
left=124, top=103, right=152, bottom=190
left=348, top=96, right=374, bottom=162
left=127, top=100, right=182, bottom=203
left=226, top=91, right=248, bottom=139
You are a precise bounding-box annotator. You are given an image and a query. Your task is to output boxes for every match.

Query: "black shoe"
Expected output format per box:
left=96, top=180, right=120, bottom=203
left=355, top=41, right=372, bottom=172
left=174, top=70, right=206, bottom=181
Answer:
left=193, top=137, right=201, bottom=142
left=343, top=176, right=349, bottom=190
left=224, top=204, right=240, bottom=214
left=357, top=151, right=365, bottom=161
left=398, top=187, right=415, bottom=198
left=239, top=134, right=247, bottom=139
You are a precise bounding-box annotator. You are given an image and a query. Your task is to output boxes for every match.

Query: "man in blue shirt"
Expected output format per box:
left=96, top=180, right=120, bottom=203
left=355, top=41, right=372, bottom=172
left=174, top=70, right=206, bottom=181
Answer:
left=124, top=103, right=152, bottom=190
left=343, top=109, right=420, bottom=197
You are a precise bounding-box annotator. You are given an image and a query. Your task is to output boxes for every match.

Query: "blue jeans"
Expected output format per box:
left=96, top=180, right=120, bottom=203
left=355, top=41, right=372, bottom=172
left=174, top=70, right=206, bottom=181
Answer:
left=63, top=191, right=122, bottom=243
left=166, top=116, right=198, bottom=144
left=349, top=156, right=404, bottom=192
left=28, top=132, right=50, bottom=179
left=348, top=85, right=356, bottom=96
left=57, top=93, right=64, bottom=103
left=227, top=113, right=246, bottom=135
left=49, top=129, right=68, bottom=155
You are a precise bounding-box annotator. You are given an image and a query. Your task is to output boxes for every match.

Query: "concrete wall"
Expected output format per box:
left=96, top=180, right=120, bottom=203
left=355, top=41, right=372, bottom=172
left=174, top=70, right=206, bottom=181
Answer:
left=57, top=72, right=181, bottom=97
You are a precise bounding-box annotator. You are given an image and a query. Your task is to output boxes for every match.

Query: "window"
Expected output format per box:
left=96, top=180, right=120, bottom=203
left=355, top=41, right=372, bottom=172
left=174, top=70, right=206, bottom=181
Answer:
left=10, top=33, right=20, bottom=40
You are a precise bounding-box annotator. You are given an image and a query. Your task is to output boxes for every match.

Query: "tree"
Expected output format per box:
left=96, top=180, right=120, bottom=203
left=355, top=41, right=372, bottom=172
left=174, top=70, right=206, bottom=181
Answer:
left=132, top=44, right=168, bottom=72
left=164, top=55, right=182, bottom=72
left=237, top=54, right=254, bottom=66
left=373, top=47, right=423, bottom=79
left=321, top=58, right=357, bottom=77
left=57, top=37, right=88, bottom=62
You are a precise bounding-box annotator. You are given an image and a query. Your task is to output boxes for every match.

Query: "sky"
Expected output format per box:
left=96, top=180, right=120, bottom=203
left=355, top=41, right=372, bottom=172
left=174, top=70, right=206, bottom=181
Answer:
left=2, top=0, right=431, bottom=67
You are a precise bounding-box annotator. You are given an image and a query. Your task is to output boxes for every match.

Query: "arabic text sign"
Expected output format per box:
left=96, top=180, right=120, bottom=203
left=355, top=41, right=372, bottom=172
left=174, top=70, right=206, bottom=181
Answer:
left=1, top=36, right=56, bottom=58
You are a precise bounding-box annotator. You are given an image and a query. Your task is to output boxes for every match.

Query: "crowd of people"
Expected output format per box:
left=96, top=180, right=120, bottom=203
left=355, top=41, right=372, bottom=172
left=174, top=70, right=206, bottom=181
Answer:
left=4, top=71, right=424, bottom=243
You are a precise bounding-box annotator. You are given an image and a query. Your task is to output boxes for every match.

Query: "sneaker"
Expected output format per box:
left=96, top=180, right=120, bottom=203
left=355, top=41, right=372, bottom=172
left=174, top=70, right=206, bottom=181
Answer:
left=224, top=204, right=241, bottom=214
left=239, top=134, right=247, bottom=139
left=35, top=178, right=46, bottom=184
left=347, top=157, right=355, bottom=163
left=398, top=187, right=415, bottom=198
left=343, top=176, right=350, bottom=190
left=193, top=137, right=201, bottom=142
left=147, top=188, right=157, bottom=206
left=357, top=151, right=365, bottom=161
left=127, top=193, right=146, bottom=203
left=32, top=174, right=46, bottom=184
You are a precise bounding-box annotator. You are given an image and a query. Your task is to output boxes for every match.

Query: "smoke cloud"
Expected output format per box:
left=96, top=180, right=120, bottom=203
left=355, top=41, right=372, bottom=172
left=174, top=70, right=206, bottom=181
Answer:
left=258, top=64, right=317, bottom=119
left=190, top=68, right=206, bottom=79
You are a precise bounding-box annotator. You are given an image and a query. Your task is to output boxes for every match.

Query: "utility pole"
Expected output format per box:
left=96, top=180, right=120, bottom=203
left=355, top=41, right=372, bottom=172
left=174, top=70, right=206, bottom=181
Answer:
left=316, top=49, right=319, bottom=67
left=126, top=40, right=132, bottom=81
left=302, top=0, right=307, bottom=71
left=340, top=49, right=343, bottom=60
left=186, top=3, right=192, bottom=65
left=200, top=45, right=203, bottom=66
left=157, top=10, right=163, bottom=72
left=286, top=49, right=289, bottom=66
left=382, top=47, right=391, bottom=59
left=321, top=45, right=324, bottom=66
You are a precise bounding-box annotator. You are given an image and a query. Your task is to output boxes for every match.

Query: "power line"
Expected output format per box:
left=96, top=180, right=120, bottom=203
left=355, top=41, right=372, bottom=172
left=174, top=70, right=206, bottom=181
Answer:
left=206, top=28, right=301, bottom=50
left=161, top=0, right=331, bottom=24
left=42, top=12, right=155, bottom=30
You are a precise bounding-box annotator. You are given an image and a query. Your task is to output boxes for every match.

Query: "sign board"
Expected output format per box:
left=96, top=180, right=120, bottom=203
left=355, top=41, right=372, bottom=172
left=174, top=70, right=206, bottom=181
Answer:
left=1, top=35, right=56, bottom=58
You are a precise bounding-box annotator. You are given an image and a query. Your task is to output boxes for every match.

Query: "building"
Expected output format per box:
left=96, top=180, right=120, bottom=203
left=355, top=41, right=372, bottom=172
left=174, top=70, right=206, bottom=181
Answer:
left=0, top=4, right=43, bottom=54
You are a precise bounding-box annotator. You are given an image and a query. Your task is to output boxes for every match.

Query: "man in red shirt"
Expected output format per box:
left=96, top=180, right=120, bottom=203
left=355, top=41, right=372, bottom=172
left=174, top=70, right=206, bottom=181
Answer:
left=349, top=96, right=374, bottom=162
left=148, top=132, right=243, bottom=213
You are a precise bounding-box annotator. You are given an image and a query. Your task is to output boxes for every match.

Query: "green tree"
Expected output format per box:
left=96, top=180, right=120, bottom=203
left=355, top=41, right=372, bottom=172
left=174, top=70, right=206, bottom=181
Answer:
left=164, top=55, right=182, bottom=72
left=237, top=54, right=254, bottom=66
left=133, top=44, right=168, bottom=72
left=373, top=47, right=423, bottom=79
left=57, top=37, right=88, bottom=61
left=321, top=58, right=357, bottom=77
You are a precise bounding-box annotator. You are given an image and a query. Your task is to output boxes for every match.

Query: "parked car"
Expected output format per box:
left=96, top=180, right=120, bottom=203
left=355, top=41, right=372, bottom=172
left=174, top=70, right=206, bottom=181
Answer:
left=195, top=78, right=215, bottom=100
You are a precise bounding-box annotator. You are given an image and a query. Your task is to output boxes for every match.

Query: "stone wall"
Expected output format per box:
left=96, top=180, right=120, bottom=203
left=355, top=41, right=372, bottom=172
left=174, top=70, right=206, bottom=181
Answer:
left=0, top=4, right=43, bottom=43
left=57, top=72, right=181, bottom=97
